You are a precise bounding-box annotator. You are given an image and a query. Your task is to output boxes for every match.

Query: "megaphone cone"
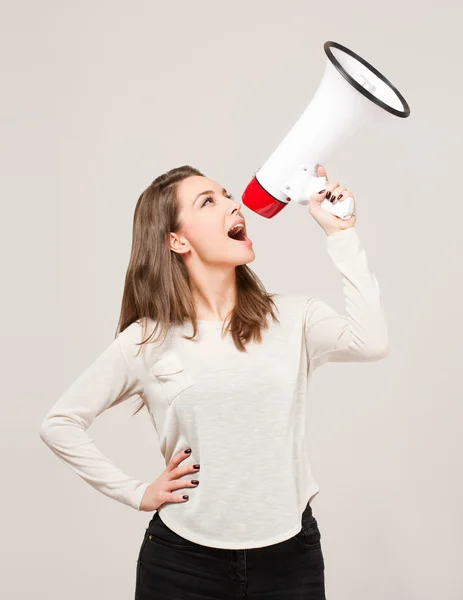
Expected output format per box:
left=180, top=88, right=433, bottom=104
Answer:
left=242, top=40, right=411, bottom=220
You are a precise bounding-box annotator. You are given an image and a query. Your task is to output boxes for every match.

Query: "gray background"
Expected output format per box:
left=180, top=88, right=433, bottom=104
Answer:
left=1, top=0, right=461, bottom=598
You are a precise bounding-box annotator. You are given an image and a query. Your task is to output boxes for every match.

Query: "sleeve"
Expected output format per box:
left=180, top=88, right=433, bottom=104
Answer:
left=303, top=227, right=389, bottom=370
left=39, top=333, right=150, bottom=511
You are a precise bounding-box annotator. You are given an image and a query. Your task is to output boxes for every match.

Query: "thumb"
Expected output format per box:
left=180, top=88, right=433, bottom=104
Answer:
left=316, top=164, right=327, bottom=180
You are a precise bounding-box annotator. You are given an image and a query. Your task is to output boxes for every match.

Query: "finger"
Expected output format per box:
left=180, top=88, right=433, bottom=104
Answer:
left=170, top=461, right=200, bottom=480
left=167, top=448, right=192, bottom=472
left=167, top=478, right=199, bottom=492
left=333, top=189, right=352, bottom=205
left=313, top=187, right=328, bottom=203
left=330, top=186, right=347, bottom=204
left=317, top=164, right=327, bottom=179
left=324, top=182, right=339, bottom=201
left=164, top=490, right=190, bottom=502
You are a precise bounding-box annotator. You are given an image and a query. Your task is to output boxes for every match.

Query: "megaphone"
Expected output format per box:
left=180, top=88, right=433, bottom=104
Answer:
left=242, top=41, right=411, bottom=220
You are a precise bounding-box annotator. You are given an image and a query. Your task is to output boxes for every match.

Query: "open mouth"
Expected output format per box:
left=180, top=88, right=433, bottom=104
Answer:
left=227, top=225, right=246, bottom=241
left=227, top=222, right=253, bottom=246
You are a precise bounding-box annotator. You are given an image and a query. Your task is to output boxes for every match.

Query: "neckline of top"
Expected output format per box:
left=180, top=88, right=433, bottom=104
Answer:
left=171, top=319, right=224, bottom=328
left=196, top=319, right=225, bottom=327
left=197, top=319, right=224, bottom=322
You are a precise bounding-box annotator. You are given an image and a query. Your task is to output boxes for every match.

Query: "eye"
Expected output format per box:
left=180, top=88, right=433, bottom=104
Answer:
left=201, top=192, right=235, bottom=207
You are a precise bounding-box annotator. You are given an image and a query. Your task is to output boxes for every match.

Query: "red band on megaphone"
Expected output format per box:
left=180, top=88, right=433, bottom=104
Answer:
left=242, top=176, right=289, bottom=219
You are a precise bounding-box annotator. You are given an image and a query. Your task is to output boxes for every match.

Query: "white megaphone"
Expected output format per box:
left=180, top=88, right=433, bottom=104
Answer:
left=242, top=40, right=411, bottom=220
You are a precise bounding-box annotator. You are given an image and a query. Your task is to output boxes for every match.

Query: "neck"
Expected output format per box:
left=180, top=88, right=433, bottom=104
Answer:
left=189, top=266, right=237, bottom=321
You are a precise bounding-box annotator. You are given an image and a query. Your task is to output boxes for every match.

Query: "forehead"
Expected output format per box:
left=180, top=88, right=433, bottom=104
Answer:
left=176, top=175, right=222, bottom=207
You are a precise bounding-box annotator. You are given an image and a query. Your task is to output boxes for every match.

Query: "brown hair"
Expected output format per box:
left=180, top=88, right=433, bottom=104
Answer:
left=115, top=165, right=280, bottom=415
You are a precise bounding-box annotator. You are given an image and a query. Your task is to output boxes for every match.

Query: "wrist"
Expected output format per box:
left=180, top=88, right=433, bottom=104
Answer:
left=324, top=225, right=355, bottom=237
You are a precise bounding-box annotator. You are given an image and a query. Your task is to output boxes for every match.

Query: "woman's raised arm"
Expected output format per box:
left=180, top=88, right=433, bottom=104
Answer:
left=304, top=227, right=389, bottom=370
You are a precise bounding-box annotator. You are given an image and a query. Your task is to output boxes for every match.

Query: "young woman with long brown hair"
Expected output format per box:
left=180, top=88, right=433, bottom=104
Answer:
left=40, top=163, right=388, bottom=599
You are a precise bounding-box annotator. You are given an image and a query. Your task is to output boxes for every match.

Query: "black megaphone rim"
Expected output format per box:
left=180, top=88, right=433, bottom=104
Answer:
left=324, top=40, right=411, bottom=118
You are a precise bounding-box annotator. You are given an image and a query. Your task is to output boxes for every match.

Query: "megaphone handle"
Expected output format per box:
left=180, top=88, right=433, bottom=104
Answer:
left=320, top=197, right=354, bottom=220
left=315, top=176, right=355, bottom=221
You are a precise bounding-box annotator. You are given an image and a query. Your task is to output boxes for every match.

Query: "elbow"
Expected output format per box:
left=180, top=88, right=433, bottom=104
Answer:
left=39, top=412, right=86, bottom=447
left=360, top=323, right=389, bottom=361
left=362, top=341, right=390, bottom=361
left=39, top=415, right=61, bottom=446
left=39, top=419, right=53, bottom=445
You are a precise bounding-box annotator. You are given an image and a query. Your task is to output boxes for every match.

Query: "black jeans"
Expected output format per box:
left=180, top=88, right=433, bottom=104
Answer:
left=135, top=500, right=326, bottom=599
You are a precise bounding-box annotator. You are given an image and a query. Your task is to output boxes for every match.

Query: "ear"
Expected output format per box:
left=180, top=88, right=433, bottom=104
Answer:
left=169, top=232, right=189, bottom=255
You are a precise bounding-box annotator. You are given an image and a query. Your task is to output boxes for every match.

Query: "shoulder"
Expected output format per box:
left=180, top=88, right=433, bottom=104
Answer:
left=271, top=293, right=312, bottom=324
left=117, top=319, right=143, bottom=341
left=116, top=318, right=171, bottom=371
left=117, top=317, right=158, bottom=344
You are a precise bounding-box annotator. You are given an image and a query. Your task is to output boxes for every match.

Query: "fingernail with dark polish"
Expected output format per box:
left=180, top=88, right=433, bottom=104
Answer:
left=191, top=480, right=199, bottom=485
left=326, top=191, right=331, bottom=199
left=337, top=194, right=343, bottom=200
left=318, top=189, right=325, bottom=194
left=184, top=448, right=192, bottom=454
left=183, top=495, right=189, bottom=500
left=194, top=464, right=200, bottom=469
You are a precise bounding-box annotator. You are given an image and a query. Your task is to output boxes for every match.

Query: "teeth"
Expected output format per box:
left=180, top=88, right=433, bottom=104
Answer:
left=229, top=223, right=244, bottom=236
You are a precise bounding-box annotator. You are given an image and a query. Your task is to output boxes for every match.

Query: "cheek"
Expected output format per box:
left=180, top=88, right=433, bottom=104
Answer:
left=196, top=221, right=226, bottom=245
left=185, top=224, right=225, bottom=255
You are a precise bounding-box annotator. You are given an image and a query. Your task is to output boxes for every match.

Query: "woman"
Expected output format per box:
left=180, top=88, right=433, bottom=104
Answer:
left=39, top=163, right=388, bottom=599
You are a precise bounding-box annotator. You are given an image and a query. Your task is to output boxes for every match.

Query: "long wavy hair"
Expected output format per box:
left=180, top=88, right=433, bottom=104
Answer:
left=115, top=165, right=280, bottom=415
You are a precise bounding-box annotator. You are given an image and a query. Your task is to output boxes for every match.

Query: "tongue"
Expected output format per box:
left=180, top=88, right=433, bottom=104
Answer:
left=233, top=234, right=249, bottom=242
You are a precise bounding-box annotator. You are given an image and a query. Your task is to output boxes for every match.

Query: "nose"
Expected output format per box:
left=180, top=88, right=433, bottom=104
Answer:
left=230, top=199, right=243, bottom=215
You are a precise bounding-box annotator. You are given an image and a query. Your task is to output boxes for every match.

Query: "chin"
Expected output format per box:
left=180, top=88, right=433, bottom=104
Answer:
left=237, top=251, right=256, bottom=266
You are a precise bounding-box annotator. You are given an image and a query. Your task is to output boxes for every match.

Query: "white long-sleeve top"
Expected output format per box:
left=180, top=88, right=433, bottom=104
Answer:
left=39, top=226, right=389, bottom=550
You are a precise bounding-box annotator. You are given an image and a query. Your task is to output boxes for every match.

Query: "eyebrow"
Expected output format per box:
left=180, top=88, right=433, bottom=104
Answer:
left=193, top=187, right=228, bottom=205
